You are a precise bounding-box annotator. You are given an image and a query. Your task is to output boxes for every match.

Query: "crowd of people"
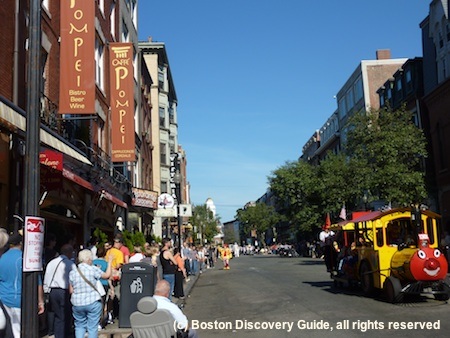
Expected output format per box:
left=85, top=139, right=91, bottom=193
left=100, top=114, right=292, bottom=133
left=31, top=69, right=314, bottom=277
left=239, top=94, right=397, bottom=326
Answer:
left=0, top=228, right=241, bottom=338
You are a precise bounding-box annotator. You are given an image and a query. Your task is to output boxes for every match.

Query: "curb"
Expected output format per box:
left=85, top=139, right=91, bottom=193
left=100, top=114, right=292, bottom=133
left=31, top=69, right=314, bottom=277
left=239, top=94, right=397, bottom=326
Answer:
left=175, top=273, right=200, bottom=308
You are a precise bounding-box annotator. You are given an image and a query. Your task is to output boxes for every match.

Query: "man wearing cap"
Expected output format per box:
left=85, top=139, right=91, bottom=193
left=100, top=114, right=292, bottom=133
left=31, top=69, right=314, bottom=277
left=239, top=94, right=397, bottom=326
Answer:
left=0, top=233, right=45, bottom=337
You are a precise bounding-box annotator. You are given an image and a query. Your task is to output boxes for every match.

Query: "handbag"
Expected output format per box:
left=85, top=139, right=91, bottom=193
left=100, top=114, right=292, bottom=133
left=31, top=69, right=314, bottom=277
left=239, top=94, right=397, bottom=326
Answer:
left=76, top=266, right=105, bottom=297
left=96, top=280, right=106, bottom=296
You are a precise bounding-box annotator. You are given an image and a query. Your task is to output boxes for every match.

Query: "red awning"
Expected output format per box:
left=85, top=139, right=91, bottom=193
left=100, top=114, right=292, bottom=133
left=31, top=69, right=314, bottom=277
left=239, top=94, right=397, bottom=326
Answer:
left=62, top=168, right=94, bottom=191
left=101, top=190, right=127, bottom=209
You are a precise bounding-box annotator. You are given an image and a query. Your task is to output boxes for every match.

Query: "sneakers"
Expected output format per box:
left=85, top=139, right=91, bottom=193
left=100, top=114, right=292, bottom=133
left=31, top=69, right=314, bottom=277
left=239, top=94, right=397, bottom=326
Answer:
left=107, top=312, right=114, bottom=324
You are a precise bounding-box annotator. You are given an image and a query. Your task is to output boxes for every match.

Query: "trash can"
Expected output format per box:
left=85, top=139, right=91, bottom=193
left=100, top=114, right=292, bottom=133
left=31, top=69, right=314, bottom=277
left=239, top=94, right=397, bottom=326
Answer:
left=118, top=262, right=157, bottom=328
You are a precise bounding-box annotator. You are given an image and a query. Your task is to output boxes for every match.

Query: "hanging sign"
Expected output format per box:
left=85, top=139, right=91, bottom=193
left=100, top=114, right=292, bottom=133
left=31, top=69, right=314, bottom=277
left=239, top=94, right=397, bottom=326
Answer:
left=110, top=42, right=136, bottom=162
left=59, top=0, right=95, bottom=114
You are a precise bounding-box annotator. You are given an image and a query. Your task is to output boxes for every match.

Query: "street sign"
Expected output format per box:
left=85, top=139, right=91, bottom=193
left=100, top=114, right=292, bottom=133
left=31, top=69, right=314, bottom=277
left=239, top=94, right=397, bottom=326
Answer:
left=23, top=216, right=45, bottom=272
left=179, top=204, right=192, bottom=217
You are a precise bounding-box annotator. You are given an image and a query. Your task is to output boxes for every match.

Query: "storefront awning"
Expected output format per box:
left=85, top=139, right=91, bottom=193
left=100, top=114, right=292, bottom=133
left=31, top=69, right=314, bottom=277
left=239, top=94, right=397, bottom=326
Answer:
left=0, top=99, right=92, bottom=165
left=101, top=190, right=127, bottom=209
left=63, top=168, right=94, bottom=191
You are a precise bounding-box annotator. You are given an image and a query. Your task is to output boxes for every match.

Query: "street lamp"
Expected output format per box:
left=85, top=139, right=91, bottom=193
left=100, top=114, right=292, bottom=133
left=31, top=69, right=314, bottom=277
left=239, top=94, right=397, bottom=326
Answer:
left=173, top=169, right=182, bottom=252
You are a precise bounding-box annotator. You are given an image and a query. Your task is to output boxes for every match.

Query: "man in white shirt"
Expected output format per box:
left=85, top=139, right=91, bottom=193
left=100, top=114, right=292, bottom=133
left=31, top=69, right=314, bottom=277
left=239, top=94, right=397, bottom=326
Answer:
left=153, top=280, right=199, bottom=338
left=319, top=225, right=335, bottom=272
left=43, top=244, right=75, bottom=338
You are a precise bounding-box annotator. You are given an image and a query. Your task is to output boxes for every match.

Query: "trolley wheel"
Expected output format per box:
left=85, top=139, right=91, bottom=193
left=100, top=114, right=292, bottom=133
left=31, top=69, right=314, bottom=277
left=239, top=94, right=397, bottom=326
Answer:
left=384, top=276, right=403, bottom=303
left=359, top=262, right=374, bottom=296
left=434, top=293, right=449, bottom=301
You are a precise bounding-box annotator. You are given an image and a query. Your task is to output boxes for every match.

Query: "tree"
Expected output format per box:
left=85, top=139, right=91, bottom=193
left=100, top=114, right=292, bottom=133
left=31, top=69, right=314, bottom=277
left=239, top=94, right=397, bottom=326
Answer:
left=235, top=203, right=280, bottom=246
left=267, top=106, right=429, bottom=235
left=345, top=107, right=428, bottom=205
left=268, top=160, right=322, bottom=232
left=190, top=204, right=218, bottom=245
left=317, top=152, right=364, bottom=213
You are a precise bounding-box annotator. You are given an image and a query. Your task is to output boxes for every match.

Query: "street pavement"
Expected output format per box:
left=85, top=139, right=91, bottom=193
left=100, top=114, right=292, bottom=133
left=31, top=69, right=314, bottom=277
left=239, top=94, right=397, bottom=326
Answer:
left=182, top=254, right=450, bottom=338
left=44, top=254, right=450, bottom=337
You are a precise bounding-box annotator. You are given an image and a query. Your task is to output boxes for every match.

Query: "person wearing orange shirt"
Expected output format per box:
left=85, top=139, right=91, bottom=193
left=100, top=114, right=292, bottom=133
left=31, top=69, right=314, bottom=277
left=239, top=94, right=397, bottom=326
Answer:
left=173, top=247, right=187, bottom=299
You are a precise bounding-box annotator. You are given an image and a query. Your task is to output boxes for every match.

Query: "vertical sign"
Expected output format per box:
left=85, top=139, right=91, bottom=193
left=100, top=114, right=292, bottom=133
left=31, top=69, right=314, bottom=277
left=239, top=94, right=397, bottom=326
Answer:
left=23, top=216, right=45, bottom=272
left=110, top=42, right=135, bottom=161
left=59, top=0, right=95, bottom=114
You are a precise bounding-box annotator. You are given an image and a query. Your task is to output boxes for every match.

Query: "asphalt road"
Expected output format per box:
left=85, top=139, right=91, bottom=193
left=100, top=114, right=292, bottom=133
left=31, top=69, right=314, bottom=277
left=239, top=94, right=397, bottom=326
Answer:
left=182, top=254, right=450, bottom=338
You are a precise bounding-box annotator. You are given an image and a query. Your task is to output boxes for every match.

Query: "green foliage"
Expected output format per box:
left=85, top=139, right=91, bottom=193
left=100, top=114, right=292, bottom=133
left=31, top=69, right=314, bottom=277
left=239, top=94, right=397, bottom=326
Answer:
left=93, top=228, right=108, bottom=247
left=236, top=203, right=281, bottom=243
left=268, top=160, right=321, bottom=232
left=317, top=152, right=363, bottom=212
left=345, top=107, right=427, bottom=205
left=121, top=230, right=146, bottom=252
left=267, top=107, right=429, bottom=233
left=190, top=204, right=218, bottom=245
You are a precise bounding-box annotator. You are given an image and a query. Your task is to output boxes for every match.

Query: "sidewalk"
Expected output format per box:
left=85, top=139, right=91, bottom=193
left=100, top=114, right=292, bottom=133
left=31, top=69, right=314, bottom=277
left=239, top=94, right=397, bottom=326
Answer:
left=97, top=273, right=200, bottom=338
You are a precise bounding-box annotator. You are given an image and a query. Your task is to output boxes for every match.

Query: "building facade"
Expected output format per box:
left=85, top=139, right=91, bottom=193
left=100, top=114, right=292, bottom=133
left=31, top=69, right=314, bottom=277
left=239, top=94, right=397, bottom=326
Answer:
left=0, top=1, right=163, bottom=247
left=421, top=0, right=450, bottom=227
left=139, top=39, right=182, bottom=238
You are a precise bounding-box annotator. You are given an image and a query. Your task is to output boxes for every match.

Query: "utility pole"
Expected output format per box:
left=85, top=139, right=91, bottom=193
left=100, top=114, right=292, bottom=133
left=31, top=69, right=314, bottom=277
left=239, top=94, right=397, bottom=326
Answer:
left=22, top=1, right=42, bottom=336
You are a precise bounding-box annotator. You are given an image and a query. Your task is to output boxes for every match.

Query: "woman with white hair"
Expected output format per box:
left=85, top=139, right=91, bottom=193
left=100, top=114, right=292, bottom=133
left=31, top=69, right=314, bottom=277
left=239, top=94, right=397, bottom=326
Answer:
left=0, top=229, right=8, bottom=257
left=69, top=249, right=112, bottom=338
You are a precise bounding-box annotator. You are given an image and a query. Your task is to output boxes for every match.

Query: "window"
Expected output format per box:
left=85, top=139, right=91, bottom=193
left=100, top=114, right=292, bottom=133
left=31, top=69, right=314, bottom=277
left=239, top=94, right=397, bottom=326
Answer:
left=95, top=38, right=104, bottom=90
left=97, top=119, right=104, bottom=150
left=376, top=228, right=384, bottom=247
left=380, top=94, right=385, bottom=108
left=426, top=218, right=436, bottom=245
left=338, top=97, right=346, bottom=119
left=158, top=66, right=164, bottom=91
left=131, top=0, right=138, bottom=28
left=97, top=0, right=104, bottom=14
left=405, top=69, right=412, bottom=92
left=160, top=143, right=167, bottom=165
left=346, top=89, right=354, bottom=112
left=354, top=77, right=363, bottom=102
left=405, top=70, right=411, bottom=83
left=386, top=219, right=417, bottom=247
left=169, top=107, right=175, bottom=124
left=161, top=181, right=168, bottom=194
left=159, top=107, right=165, bottom=127
left=110, top=3, right=116, bottom=39
left=387, top=88, right=392, bottom=99
left=122, top=20, right=129, bottom=42
left=42, top=0, right=49, bottom=12
left=396, top=79, right=402, bottom=91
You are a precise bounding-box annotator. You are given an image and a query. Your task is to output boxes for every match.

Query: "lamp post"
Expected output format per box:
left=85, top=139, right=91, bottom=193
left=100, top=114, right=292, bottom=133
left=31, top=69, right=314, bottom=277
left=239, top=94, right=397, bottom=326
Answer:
left=22, top=1, right=42, bottom=336
left=173, top=169, right=182, bottom=252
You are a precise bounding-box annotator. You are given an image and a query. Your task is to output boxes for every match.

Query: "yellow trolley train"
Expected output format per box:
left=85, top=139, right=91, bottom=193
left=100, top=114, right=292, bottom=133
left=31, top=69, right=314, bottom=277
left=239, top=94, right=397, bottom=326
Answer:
left=330, top=207, right=450, bottom=303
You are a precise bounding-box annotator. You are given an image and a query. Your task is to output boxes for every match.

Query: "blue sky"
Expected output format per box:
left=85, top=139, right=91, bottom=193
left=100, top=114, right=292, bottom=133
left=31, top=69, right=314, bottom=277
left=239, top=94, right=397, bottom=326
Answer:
left=138, top=1, right=431, bottom=222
